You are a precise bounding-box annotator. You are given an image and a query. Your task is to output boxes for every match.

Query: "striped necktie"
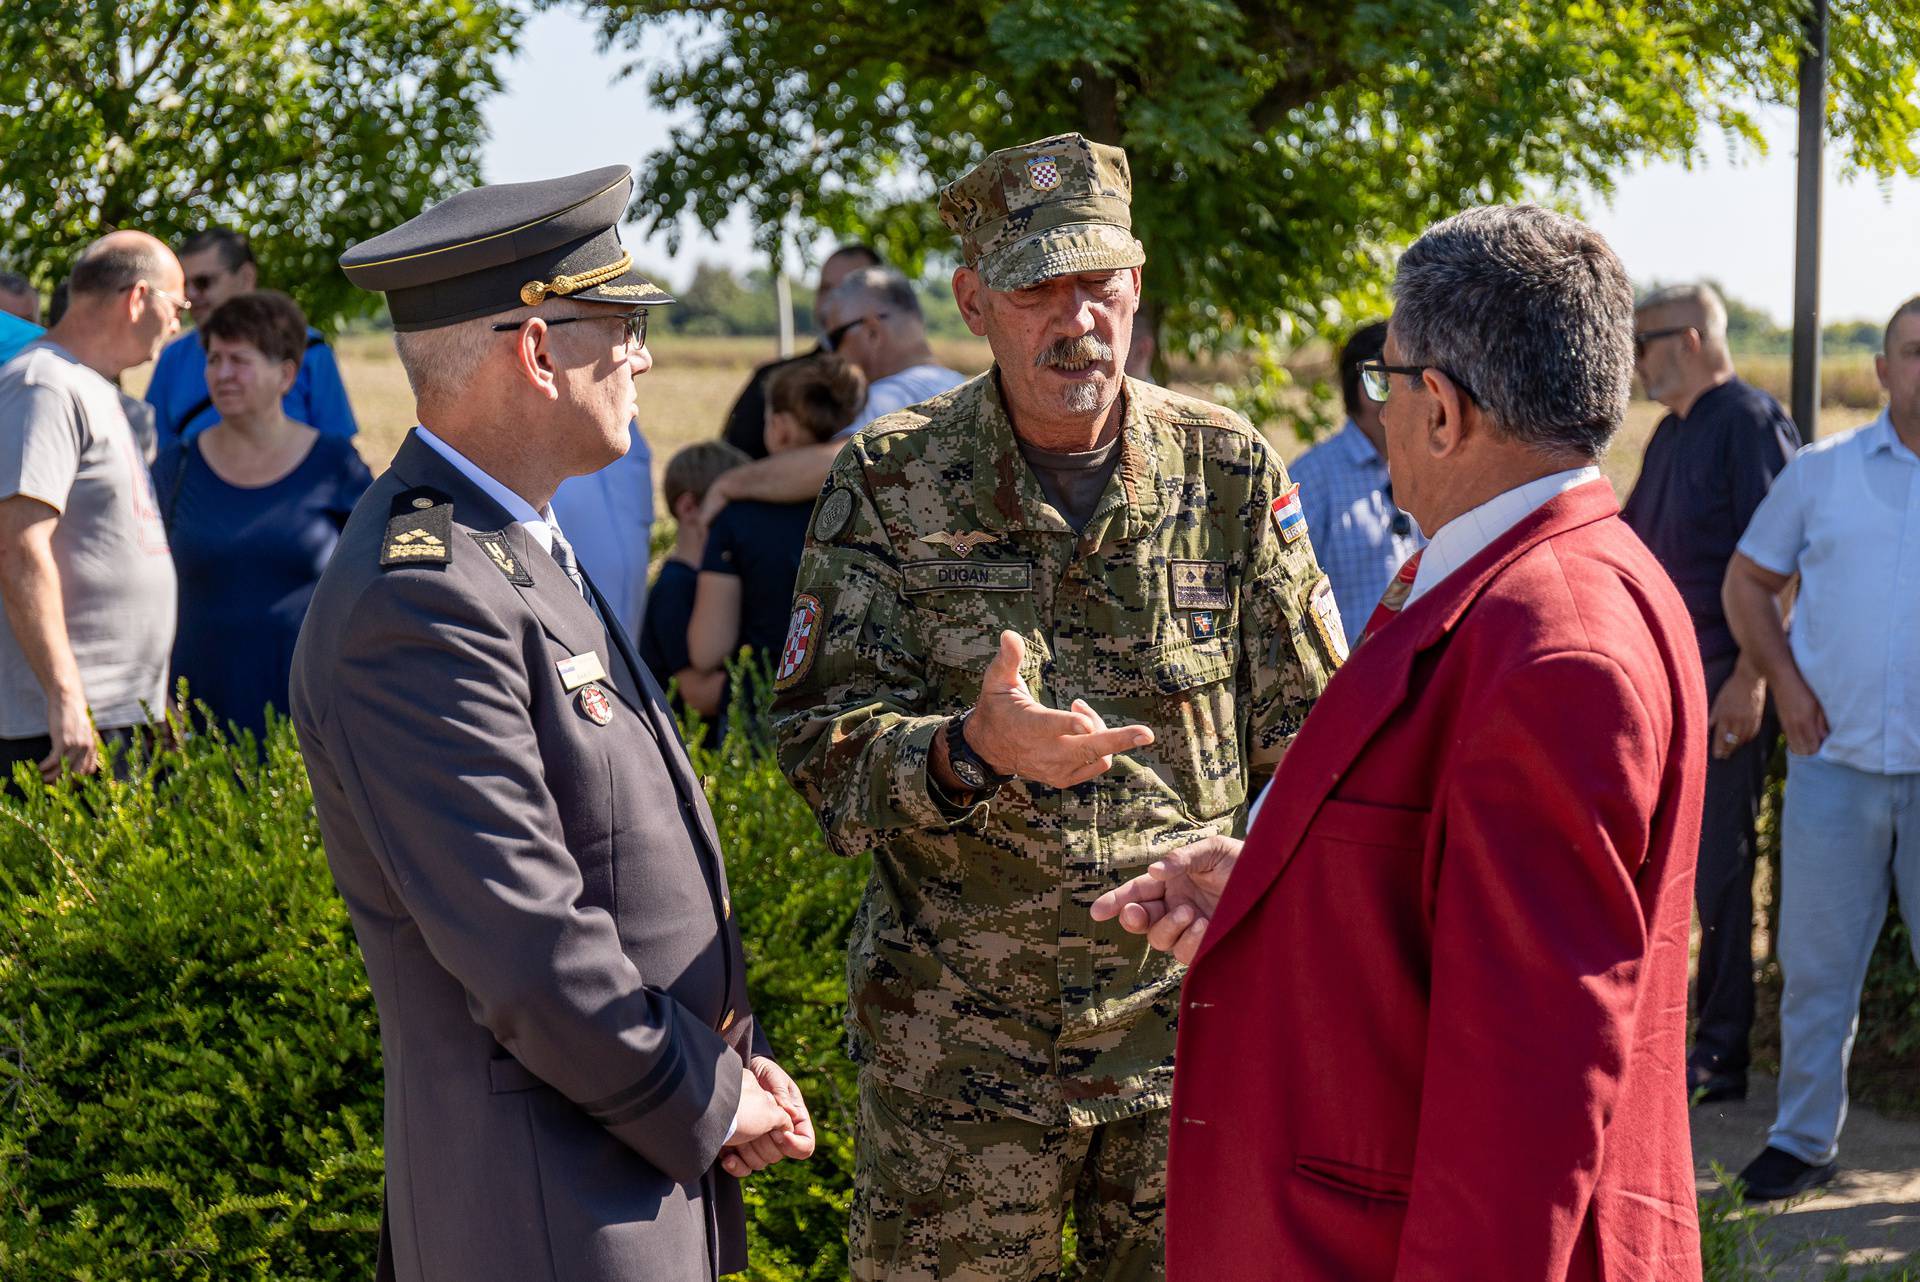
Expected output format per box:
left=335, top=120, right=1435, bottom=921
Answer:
left=1359, top=548, right=1424, bottom=643
left=546, top=524, right=590, bottom=603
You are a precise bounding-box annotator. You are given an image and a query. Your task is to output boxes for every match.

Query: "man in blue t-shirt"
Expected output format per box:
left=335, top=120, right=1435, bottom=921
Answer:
left=144, top=229, right=357, bottom=452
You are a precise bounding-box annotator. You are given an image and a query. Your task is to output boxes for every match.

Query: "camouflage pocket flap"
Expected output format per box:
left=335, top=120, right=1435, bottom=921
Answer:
left=928, top=622, right=1047, bottom=682
left=1148, top=635, right=1234, bottom=694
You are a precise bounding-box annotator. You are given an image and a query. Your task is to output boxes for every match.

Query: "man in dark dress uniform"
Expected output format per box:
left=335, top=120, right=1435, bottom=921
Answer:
left=1622, top=282, right=1800, bottom=1103
left=290, top=166, right=813, bottom=1282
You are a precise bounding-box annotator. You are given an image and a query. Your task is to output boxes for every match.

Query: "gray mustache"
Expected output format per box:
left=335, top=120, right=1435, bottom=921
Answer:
left=1034, top=335, right=1114, bottom=370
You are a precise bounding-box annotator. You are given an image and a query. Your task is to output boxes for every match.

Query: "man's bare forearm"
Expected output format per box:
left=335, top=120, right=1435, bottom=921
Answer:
left=1722, top=556, right=1800, bottom=692
left=716, top=440, right=842, bottom=507
left=0, top=512, right=82, bottom=704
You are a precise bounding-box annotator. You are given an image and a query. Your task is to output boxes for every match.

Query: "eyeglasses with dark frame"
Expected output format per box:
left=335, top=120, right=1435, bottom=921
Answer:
left=1632, top=325, right=1694, bottom=358
left=1356, top=358, right=1477, bottom=405
left=822, top=311, right=890, bottom=352
left=492, top=308, right=649, bottom=350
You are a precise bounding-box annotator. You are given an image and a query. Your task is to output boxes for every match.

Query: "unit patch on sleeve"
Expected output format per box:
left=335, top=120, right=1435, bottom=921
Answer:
left=775, top=593, right=823, bottom=688
left=1270, top=483, right=1308, bottom=545
left=1307, top=575, right=1349, bottom=664
left=813, top=486, right=856, bottom=544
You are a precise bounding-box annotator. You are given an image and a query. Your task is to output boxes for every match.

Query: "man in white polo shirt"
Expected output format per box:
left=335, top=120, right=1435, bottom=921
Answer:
left=1722, top=294, right=1920, bottom=1202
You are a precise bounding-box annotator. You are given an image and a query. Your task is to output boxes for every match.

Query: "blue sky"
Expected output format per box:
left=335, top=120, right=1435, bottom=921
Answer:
left=483, top=9, right=1920, bottom=327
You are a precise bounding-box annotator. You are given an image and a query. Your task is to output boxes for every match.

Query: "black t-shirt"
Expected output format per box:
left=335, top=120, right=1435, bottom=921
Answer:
left=719, top=346, right=823, bottom=460
left=701, top=499, right=815, bottom=661
left=640, top=558, right=698, bottom=688
left=1620, top=377, right=1799, bottom=670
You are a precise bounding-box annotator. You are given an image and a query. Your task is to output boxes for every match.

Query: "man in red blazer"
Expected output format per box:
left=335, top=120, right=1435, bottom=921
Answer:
left=1094, top=204, right=1707, bottom=1282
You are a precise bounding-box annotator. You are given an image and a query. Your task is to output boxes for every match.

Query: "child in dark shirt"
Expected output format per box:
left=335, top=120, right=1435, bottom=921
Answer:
left=640, top=440, right=749, bottom=730
left=686, top=356, right=866, bottom=716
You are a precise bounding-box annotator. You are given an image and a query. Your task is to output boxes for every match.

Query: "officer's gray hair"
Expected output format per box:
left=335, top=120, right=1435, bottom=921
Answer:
left=1391, top=204, right=1635, bottom=458
left=823, top=267, right=922, bottom=327
left=392, top=315, right=501, bottom=401
left=1636, top=282, right=1728, bottom=342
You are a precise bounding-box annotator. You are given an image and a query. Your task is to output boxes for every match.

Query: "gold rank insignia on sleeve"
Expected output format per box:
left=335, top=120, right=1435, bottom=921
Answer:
left=468, top=530, right=533, bottom=585
left=381, top=489, right=454, bottom=568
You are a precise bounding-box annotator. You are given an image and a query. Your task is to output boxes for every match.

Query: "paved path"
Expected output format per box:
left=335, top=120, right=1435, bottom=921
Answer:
left=1694, top=1074, right=1920, bottom=1276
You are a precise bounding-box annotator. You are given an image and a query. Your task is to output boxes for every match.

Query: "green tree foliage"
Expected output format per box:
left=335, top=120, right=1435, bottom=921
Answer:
left=574, top=0, right=1920, bottom=388
left=0, top=0, right=522, bottom=330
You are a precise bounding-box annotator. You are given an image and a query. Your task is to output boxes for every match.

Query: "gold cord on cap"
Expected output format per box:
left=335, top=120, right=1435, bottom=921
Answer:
left=520, top=250, right=633, bottom=306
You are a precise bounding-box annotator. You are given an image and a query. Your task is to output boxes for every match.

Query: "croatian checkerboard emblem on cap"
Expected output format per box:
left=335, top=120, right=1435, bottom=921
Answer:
left=775, top=594, right=822, bottom=687
left=1027, top=156, right=1061, bottom=191
left=1271, top=483, right=1308, bottom=544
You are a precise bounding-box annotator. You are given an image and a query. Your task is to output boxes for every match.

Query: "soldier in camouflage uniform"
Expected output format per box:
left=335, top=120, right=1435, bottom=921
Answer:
left=770, top=134, right=1345, bottom=1281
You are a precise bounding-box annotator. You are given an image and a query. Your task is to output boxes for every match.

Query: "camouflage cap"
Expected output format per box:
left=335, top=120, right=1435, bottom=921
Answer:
left=938, top=133, right=1145, bottom=292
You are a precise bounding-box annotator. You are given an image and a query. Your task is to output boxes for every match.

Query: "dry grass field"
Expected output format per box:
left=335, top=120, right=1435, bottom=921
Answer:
left=132, top=333, right=1880, bottom=513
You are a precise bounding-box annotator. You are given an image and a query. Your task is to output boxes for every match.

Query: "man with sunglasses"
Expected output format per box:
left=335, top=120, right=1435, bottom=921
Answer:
left=0, top=231, right=183, bottom=783
left=144, top=228, right=358, bottom=452
left=1099, top=205, right=1709, bottom=1282
left=1620, top=282, right=1800, bottom=1108
left=694, top=265, right=964, bottom=528
left=291, top=167, right=813, bottom=1282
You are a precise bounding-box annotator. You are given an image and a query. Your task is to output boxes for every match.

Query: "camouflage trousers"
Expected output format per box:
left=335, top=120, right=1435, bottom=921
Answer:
left=849, top=1070, right=1167, bottom=1282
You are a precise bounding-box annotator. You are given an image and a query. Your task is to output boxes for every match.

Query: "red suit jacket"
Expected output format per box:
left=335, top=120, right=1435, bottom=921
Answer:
left=1169, top=482, right=1706, bottom=1282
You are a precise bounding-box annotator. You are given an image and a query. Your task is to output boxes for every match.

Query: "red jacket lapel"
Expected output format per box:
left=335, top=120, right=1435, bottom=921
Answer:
left=1198, top=481, right=1623, bottom=958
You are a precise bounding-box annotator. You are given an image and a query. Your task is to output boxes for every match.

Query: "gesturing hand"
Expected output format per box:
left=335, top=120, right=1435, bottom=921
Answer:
left=1090, top=836, right=1243, bottom=965
left=720, top=1057, right=816, bottom=1179
left=965, top=632, right=1154, bottom=789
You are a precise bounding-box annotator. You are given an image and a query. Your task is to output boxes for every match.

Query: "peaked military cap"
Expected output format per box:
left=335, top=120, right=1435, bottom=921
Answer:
left=938, top=133, right=1145, bottom=292
left=340, top=165, right=673, bottom=331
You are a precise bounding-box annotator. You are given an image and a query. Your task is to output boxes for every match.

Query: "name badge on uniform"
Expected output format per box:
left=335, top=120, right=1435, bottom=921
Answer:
left=557, top=651, right=608, bottom=691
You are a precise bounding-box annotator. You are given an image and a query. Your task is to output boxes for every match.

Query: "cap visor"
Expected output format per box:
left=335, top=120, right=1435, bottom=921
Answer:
left=578, top=265, right=675, bottom=307
left=979, top=223, right=1145, bottom=292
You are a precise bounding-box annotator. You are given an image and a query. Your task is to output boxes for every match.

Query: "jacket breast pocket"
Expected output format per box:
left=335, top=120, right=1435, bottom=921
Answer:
left=923, top=618, right=1047, bottom=713
left=1083, top=634, right=1243, bottom=820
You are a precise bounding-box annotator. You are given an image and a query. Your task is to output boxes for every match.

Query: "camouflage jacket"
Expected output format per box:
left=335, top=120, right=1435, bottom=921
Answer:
left=771, top=371, right=1340, bottom=1127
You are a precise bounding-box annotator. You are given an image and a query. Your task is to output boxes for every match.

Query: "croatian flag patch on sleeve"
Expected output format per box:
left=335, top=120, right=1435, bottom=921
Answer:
left=1270, top=483, right=1308, bottom=544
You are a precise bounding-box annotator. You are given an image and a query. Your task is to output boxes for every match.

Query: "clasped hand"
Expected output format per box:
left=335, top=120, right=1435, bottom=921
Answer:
left=963, top=632, right=1155, bottom=789
left=1089, top=835, right=1243, bottom=965
left=721, top=1056, right=815, bottom=1178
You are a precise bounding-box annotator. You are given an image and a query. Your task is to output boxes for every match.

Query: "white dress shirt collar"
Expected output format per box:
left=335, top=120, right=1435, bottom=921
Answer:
left=1406, top=466, right=1604, bottom=606
left=414, top=424, right=564, bottom=555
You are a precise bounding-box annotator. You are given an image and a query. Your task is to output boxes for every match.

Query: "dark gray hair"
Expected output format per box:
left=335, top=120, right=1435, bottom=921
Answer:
left=823, top=266, right=922, bottom=326
left=68, top=238, right=172, bottom=299
left=1392, top=204, right=1635, bottom=457
left=1886, top=295, right=1920, bottom=354
left=0, top=271, right=32, bottom=297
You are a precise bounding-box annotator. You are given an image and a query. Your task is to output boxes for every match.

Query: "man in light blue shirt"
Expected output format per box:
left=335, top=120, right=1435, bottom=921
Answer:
left=1290, top=320, right=1424, bottom=631
left=1721, top=295, right=1920, bottom=1202
left=144, top=229, right=357, bottom=451
left=552, top=419, right=654, bottom=645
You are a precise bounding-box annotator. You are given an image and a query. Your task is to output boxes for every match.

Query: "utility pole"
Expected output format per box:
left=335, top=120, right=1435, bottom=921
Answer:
left=775, top=261, right=795, bottom=358
left=1789, top=0, right=1828, bottom=439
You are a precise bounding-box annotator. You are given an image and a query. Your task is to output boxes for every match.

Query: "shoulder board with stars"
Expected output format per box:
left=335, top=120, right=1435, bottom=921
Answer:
left=381, top=488, right=454, bottom=568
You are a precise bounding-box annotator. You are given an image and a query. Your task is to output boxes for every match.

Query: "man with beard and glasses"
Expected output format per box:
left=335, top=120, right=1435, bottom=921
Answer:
left=770, top=133, right=1340, bottom=1281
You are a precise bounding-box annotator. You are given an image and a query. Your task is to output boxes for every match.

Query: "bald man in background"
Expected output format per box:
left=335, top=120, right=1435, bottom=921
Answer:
left=0, top=231, right=185, bottom=781
left=1622, top=282, right=1800, bottom=1104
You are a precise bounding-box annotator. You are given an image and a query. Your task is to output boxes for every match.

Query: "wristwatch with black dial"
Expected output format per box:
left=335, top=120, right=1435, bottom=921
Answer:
left=944, top=708, right=1015, bottom=792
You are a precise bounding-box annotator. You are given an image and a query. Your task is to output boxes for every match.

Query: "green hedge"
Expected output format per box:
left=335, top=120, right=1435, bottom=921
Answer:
left=0, top=696, right=1912, bottom=1279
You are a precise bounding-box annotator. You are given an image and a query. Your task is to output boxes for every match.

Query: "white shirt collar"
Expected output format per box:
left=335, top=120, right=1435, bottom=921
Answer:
left=1406, top=466, right=1604, bottom=606
left=414, top=424, right=564, bottom=555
